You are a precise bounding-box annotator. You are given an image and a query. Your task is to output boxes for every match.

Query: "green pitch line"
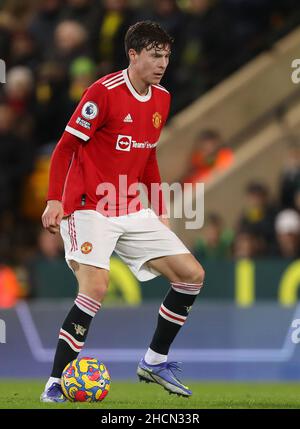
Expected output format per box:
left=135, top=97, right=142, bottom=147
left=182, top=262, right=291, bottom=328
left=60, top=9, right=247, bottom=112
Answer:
left=1, top=380, right=300, bottom=409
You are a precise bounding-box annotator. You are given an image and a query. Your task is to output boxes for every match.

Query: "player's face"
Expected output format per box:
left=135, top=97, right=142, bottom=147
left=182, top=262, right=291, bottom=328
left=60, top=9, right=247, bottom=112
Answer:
left=131, top=45, right=171, bottom=85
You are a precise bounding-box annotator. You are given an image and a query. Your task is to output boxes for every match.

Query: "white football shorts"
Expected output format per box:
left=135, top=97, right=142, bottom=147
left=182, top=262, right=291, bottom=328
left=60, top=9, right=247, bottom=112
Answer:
left=60, top=208, right=190, bottom=281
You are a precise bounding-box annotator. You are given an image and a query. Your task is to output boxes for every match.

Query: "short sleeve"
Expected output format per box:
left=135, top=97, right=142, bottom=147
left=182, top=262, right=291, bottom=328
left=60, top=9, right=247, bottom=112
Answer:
left=65, top=82, right=109, bottom=141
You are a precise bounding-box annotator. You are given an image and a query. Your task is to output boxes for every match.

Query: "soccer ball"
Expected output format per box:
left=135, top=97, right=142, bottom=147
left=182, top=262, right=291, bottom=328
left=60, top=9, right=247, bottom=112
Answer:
left=61, top=357, right=111, bottom=402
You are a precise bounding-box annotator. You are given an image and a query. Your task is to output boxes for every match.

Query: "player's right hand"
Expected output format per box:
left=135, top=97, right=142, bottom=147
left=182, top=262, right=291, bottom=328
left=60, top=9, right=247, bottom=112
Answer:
left=41, top=200, right=64, bottom=234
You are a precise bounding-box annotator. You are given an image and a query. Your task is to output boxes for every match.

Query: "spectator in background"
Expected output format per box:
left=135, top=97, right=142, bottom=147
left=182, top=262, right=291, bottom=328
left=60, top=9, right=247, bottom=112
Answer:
left=34, top=56, right=96, bottom=145
left=34, top=20, right=93, bottom=137
left=9, top=30, right=38, bottom=71
left=49, top=20, right=91, bottom=71
left=138, top=0, right=186, bottom=41
left=3, top=66, right=36, bottom=140
left=232, top=227, right=265, bottom=259
left=279, top=142, right=300, bottom=210
left=35, top=227, right=64, bottom=260
left=34, top=61, right=68, bottom=145
left=59, top=0, right=99, bottom=40
left=68, top=56, right=97, bottom=104
left=184, top=129, right=234, bottom=184
left=137, top=0, right=187, bottom=95
left=173, top=0, right=237, bottom=111
left=0, top=0, right=35, bottom=28
left=91, top=0, right=137, bottom=75
left=194, top=213, right=234, bottom=259
left=28, top=0, right=63, bottom=60
left=21, top=144, right=54, bottom=223
left=274, top=209, right=300, bottom=259
left=0, top=101, right=35, bottom=264
left=26, top=228, right=76, bottom=298
left=0, top=103, right=34, bottom=220
left=237, top=182, right=277, bottom=254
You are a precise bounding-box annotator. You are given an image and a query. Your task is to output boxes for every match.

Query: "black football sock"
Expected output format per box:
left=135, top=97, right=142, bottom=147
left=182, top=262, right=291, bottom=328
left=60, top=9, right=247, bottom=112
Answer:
left=51, top=293, right=101, bottom=378
left=148, top=282, right=203, bottom=357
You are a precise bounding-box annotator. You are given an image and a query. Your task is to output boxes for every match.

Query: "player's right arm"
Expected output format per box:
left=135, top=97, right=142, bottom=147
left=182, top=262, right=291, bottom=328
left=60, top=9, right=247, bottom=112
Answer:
left=42, top=81, right=109, bottom=233
left=42, top=131, right=80, bottom=234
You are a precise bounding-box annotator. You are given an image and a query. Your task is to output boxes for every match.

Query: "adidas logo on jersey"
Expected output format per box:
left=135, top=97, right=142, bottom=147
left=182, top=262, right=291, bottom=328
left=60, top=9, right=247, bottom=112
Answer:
left=123, top=113, right=133, bottom=123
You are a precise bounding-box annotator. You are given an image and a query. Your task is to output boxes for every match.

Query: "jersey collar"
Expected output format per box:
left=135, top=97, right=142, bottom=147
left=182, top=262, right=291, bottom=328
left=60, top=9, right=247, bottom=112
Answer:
left=122, top=69, right=152, bottom=102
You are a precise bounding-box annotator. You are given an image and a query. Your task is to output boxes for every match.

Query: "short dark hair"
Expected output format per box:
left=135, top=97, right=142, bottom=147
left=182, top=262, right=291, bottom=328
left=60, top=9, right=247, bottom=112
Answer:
left=124, top=21, right=173, bottom=60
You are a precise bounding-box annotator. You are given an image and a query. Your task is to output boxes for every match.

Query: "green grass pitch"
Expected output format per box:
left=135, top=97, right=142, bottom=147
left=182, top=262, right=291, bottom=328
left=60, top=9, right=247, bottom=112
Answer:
left=1, top=380, right=300, bottom=408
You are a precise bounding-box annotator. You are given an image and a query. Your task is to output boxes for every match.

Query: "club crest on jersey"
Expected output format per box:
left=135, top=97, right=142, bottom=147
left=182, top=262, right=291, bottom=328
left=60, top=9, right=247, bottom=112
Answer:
left=152, top=112, right=162, bottom=129
left=81, top=242, right=93, bottom=254
left=81, top=101, right=98, bottom=120
left=116, top=134, right=132, bottom=151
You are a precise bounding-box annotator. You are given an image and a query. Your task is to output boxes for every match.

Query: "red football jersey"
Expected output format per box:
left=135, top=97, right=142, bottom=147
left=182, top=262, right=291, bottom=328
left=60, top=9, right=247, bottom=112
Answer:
left=48, top=69, right=170, bottom=216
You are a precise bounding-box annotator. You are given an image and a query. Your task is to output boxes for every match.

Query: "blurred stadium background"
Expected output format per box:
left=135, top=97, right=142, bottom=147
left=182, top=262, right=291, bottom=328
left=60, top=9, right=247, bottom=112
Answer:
left=1, top=0, right=300, bottom=383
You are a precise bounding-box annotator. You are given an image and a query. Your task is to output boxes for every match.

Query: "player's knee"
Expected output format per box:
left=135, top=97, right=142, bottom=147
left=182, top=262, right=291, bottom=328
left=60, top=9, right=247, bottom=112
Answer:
left=79, top=277, right=109, bottom=303
left=183, top=263, right=205, bottom=285
left=76, top=265, right=109, bottom=303
left=85, top=283, right=108, bottom=303
left=192, top=265, right=205, bottom=285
